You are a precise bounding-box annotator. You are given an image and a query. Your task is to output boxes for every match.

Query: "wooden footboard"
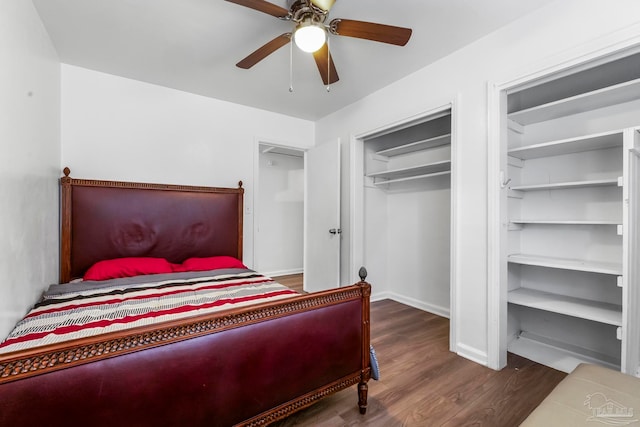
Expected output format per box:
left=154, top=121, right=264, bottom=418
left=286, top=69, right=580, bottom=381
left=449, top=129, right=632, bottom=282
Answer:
left=1, top=170, right=371, bottom=426
left=0, top=277, right=371, bottom=427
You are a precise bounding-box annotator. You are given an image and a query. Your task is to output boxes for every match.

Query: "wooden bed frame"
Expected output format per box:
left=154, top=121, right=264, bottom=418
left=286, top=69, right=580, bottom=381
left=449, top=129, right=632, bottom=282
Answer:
left=0, top=168, right=371, bottom=427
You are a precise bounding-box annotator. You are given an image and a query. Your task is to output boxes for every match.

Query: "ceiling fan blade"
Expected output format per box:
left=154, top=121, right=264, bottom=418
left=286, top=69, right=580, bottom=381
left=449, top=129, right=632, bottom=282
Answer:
left=310, top=0, right=336, bottom=12
left=236, top=33, right=291, bottom=69
left=225, top=0, right=289, bottom=18
left=313, top=43, right=339, bottom=85
left=330, top=19, right=412, bottom=46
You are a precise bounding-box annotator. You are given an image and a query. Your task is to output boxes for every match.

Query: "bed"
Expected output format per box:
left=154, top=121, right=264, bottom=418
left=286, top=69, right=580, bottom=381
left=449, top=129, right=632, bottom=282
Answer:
left=0, top=168, right=372, bottom=427
left=521, top=363, right=640, bottom=426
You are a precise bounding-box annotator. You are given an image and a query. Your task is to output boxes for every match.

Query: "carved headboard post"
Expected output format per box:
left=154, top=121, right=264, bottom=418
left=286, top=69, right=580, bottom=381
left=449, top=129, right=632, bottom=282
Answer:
left=237, top=180, right=244, bottom=261
left=60, top=167, right=73, bottom=283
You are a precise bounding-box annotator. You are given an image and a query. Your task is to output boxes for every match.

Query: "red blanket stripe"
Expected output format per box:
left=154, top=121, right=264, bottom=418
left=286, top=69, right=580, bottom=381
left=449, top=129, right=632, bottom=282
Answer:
left=1, top=289, right=297, bottom=349
left=26, top=278, right=275, bottom=319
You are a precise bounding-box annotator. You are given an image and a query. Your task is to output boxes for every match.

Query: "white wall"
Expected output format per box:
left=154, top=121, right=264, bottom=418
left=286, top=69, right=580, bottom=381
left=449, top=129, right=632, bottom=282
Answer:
left=386, top=179, right=451, bottom=315
left=5, top=0, right=640, bottom=368
left=61, top=65, right=315, bottom=268
left=255, top=151, right=304, bottom=276
left=317, top=0, right=640, bottom=365
left=0, top=1, right=60, bottom=337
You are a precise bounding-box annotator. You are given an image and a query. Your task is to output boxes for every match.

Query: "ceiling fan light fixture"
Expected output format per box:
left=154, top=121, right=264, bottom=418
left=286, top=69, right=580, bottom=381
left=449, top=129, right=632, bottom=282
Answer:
left=310, top=0, right=336, bottom=11
left=294, top=20, right=326, bottom=53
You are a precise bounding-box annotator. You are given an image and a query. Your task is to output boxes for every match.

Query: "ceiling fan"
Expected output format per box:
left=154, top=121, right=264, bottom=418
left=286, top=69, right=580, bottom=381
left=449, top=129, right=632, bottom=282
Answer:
left=226, top=0, right=412, bottom=86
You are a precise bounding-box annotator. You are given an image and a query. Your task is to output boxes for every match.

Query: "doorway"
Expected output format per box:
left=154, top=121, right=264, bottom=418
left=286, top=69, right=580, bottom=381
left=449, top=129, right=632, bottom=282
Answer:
left=254, top=143, right=305, bottom=277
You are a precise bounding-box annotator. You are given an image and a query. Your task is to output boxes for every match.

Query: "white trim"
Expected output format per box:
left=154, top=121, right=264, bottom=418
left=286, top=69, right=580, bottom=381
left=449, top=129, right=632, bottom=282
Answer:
left=252, top=138, right=261, bottom=269
left=370, top=292, right=392, bottom=302
left=370, top=291, right=392, bottom=303
left=623, top=128, right=640, bottom=376
left=485, top=28, right=640, bottom=371
left=487, top=81, right=506, bottom=370
left=388, top=292, right=450, bottom=319
left=356, top=110, right=452, bottom=141
left=456, top=344, right=489, bottom=367
left=621, top=128, right=633, bottom=373
left=370, top=293, right=449, bottom=319
left=502, top=22, right=640, bottom=94
left=349, top=135, right=364, bottom=284
left=449, top=93, right=461, bottom=354
left=303, top=151, right=308, bottom=291
left=264, top=268, right=304, bottom=278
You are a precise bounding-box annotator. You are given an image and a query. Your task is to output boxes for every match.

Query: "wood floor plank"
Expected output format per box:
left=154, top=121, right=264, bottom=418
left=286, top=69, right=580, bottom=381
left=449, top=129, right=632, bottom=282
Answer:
left=269, top=296, right=566, bottom=426
left=272, top=273, right=304, bottom=293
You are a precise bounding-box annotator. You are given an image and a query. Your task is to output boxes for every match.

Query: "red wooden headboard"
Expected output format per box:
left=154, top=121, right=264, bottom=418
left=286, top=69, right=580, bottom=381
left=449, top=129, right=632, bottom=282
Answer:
left=59, top=167, right=244, bottom=283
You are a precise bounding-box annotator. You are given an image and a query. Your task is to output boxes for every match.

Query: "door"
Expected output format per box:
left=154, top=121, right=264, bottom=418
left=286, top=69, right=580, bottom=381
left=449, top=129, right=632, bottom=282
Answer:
left=624, top=128, right=640, bottom=375
left=304, top=138, right=341, bottom=292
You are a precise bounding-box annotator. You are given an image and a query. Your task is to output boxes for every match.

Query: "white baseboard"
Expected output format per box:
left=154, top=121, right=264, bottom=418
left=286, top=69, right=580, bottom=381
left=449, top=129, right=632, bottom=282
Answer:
left=370, top=291, right=393, bottom=302
left=371, top=293, right=488, bottom=368
left=264, top=268, right=303, bottom=278
left=456, top=343, right=488, bottom=367
left=371, top=291, right=450, bottom=318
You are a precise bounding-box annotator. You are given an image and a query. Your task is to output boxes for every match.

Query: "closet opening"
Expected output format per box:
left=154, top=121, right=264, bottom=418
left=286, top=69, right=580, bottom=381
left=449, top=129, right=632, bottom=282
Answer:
left=351, top=102, right=459, bottom=353
left=488, top=47, right=640, bottom=375
left=254, top=143, right=305, bottom=284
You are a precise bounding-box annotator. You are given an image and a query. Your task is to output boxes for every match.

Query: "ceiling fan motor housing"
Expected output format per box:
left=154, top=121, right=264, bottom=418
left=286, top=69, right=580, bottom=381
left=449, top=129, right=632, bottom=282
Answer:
left=287, top=0, right=328, bottom=25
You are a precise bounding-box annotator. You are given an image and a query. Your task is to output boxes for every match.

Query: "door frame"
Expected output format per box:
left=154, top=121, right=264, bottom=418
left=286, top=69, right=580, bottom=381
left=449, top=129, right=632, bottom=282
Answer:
left=252, top=138, right=307, bottom=276
left=486, top=31, right=640, bottom=370
left=350, top=98, right=460, bottom=354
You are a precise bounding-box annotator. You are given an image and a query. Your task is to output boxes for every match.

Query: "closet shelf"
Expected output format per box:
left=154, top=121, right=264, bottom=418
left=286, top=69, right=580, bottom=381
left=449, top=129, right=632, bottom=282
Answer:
left=510, top=178, right=619, bottom=191
left=376, top=134, right=451, bottom=157
left=508, top=78, right=640, bottom=125
left=510, top=220, right=620, bottom=225
left=508, top=254, right=622, bottom=275
left=508, top=288, right=622, bottom=326
left=367, top=160, right=451, bottom=182
left=507, top=130, right=623, bottom=160
left=373, top=171, right=451, bottom=186
left=508, top=335, right=621, bottom=374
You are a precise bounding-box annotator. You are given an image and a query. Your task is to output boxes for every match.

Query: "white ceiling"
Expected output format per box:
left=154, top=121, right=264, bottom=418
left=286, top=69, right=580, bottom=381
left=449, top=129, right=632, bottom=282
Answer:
left=32, top=0, right=556, bottom=121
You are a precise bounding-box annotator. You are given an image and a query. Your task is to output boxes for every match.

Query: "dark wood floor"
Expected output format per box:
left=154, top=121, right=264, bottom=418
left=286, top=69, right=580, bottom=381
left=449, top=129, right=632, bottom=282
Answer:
left=272, top=273, right=305, bottom=293
left=271, top=274, right=567, bottom=426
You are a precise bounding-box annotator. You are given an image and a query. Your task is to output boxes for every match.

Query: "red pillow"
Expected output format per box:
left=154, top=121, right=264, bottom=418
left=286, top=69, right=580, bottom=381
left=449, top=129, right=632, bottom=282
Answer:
left=178, top=256, right=247, bottom=272
left=83, top=257, right=174, bottom=281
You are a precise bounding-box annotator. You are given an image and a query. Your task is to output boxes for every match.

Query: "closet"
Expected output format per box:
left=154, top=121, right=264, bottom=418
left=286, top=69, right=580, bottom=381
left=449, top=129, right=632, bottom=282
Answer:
left=501, top=51, right=640, bottom=374
left=255, top=144, right=304, bottom=277
left=361, top=107, right=453, bottom=318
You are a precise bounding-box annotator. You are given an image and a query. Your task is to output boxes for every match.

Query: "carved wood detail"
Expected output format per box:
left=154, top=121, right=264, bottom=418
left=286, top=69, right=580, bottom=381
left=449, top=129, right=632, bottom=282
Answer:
left=238, top=372, right=364, bottom=427
left=1, top=169, right=373, bottom=425
left=58, top=168, right=245, bottom=283
left=62, top=175, right=245, bottom=194
left=0, top=284, right=368, bottom=384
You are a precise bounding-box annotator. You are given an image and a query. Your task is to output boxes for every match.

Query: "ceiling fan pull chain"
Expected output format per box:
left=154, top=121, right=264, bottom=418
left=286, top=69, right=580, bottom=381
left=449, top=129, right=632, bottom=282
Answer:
left=326, top=35, right=331, bottom=92
left=289, top=34, right=294, bottom=93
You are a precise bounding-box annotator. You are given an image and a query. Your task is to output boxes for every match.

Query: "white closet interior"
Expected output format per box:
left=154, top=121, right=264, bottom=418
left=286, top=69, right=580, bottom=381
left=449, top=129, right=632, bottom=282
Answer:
left=501, top=50, right=640, bottom=375
left=362, top=108, right=453, bottom=318
left=255, top=144, right=304, bottom=277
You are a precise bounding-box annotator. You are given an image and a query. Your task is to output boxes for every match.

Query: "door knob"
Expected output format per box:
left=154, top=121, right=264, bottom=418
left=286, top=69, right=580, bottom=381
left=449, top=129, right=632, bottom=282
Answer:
left=329, top=228, right=342, bottom=235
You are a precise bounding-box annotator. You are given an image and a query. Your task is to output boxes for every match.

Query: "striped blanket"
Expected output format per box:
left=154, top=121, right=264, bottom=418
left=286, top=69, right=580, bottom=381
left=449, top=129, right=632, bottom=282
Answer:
left=0, top=269, right=298, bottom=355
